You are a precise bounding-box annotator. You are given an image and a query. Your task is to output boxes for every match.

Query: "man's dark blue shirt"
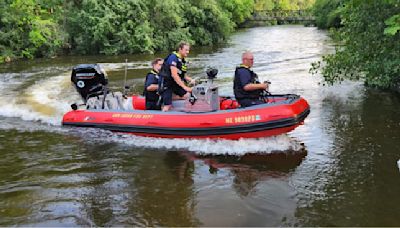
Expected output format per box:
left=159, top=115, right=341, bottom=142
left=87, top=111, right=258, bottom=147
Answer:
left=236, top=67, right=253, bottom=88
left=145, top=73, right=159, bottom=88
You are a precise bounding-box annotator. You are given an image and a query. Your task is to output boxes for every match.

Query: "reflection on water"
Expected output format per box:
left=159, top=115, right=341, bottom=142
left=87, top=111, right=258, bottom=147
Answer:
left=189, top=149, right=307, bottom=227
left=187, top=150, right=307, bottom=197
left=1, top=25, right=400, bottom=226
left=131, top=151, right=199, bottom=227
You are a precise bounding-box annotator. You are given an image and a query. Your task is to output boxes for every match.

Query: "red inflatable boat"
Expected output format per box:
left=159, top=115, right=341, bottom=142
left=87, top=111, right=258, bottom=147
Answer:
left=62, top=64, right=310, bottom=140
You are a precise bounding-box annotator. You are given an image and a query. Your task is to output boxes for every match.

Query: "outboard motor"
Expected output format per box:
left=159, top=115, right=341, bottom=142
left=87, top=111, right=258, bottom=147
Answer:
left=70, top=63, right=129, bottom=111
left=71, top=64, right=108, bottom=103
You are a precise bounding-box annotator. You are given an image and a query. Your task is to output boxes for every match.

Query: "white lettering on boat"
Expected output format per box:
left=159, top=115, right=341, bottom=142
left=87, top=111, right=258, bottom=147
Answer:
left=112, top=114, right=153, bottom=119
left=225, top=115, right=261, bottom=124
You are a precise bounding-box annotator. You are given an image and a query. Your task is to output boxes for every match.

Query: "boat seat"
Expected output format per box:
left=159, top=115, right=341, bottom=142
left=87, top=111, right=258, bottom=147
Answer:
left=85, top=92, right=130, bottom=110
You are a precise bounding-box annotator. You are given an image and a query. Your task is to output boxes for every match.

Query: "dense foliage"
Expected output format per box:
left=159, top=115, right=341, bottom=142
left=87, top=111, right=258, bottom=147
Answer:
left=0, top=0, right=65, bottom=61
left=0, top=0, right=321, bottom=63
left=254, top=0, right=315, bottom=11
left=311, top=0, right=400, bottom=89
left=0, top=0, right=254, bottom=63
left=312, top=0, right=343, bottom=29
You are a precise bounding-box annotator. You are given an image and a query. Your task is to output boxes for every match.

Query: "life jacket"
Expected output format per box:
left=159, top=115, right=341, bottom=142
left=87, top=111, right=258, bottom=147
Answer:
left=233, top=64, right=263, bottom=100
left=158, top=52, right=187, bottom=88
left=143, top=70, right=159, bottom=102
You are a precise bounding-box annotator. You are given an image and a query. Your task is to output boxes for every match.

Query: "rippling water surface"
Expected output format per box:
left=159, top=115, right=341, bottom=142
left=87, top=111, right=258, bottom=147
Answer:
left=1, top=25, right=399, bottom=226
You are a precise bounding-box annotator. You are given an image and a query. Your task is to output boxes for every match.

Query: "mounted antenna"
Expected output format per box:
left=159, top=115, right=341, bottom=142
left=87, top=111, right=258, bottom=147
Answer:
left=123, top=59, right=130, bottom=97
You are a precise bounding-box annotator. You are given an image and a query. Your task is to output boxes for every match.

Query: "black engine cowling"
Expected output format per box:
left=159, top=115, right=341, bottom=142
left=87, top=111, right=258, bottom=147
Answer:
left=71, top=64, right=108, bottom=103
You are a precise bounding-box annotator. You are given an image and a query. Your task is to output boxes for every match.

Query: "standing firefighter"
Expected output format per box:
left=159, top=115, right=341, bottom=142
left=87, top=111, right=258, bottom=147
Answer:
left=158, top=41, right=196, bottom=111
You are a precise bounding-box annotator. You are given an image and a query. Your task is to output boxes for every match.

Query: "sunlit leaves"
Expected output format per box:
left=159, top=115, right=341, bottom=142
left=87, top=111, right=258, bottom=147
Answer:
left=384, top=14, right=400, bottom=36
left=254, top=0, right=315, bottom=11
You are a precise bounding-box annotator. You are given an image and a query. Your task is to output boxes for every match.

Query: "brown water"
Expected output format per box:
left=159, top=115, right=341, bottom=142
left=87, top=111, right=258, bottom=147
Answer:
left=0, top=25, right=399, bottom=226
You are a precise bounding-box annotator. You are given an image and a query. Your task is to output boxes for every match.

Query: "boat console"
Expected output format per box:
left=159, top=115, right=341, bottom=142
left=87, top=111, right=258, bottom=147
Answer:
left=181, top=68, right=220, bottom=112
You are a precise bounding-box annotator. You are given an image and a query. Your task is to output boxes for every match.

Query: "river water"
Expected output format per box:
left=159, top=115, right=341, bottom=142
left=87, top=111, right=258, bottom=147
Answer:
left=0, top=25, right=399, bottom=226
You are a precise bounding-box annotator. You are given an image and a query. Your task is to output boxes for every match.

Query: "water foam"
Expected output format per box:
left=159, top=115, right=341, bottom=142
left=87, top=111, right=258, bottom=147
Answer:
left=0, top=62, right=145, bottom=125
left=0, top=70, right=78, bottom=125
left=84, top=130, right=305, bottom=155
left=0, top=103, right=61, bottom=125
left=0, top=116, right=304, bottom=156
left=0, top=72, right=37, bottom=92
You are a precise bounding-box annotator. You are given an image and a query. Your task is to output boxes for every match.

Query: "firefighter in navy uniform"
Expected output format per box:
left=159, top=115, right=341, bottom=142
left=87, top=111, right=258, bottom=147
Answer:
left=233, top=51, right=269, bottom=107
left=144, top=58, right=163, bottom=110
left=158, top=41, right=195, bottom=111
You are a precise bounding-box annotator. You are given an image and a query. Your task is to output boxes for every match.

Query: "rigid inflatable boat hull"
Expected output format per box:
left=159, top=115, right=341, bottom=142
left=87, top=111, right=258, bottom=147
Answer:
left=62, top=95, right=309, bottom=140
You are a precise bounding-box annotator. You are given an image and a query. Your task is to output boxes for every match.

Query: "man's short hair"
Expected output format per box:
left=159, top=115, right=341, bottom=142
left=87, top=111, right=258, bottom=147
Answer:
left=177, top=41, right=190, bottom=51
left=242, top=51, right=253, bottom=59
left=151, top=58, right=163, bottom=66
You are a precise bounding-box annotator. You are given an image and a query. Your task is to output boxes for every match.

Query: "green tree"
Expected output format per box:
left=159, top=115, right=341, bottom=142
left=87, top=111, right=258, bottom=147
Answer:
left=384, top=14, right=400, bottom=36
left=185, top=0, right=233, bottom=46
left=66, top=0, right=153, bottom=55
left=313, top=0, right=344, bottom=29
left=274, top=0, right=291, bottom=10
left=0, top=0, right=64, bottom=62
left=312, top=0, right=400, bottom=89
left=254, top=0, right=275, bottom=11
left=1, top=0, right=258, bottom=62
left=254, top=0, right=315, bottom=11
left=219, top=0, right=255, bottom=25
left=147, top=0, right=192, bottom=51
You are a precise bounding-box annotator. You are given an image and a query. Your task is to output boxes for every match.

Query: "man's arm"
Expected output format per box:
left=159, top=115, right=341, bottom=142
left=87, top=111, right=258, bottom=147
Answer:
left=243, top=83, right=268, bottom=91
left=239, top=69, right=268, bottom=91
left=184, top=75, right=195, bottom=85
left=145, top=75, right=159, bottom=91
left=146, top=84, right=158, bottom=91
left=171, top=66, right=192, bottom=92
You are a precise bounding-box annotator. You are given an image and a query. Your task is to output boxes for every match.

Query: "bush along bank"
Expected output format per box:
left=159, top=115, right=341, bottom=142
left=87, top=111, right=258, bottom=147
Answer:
left=311, top=0, right=400, bottom=91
